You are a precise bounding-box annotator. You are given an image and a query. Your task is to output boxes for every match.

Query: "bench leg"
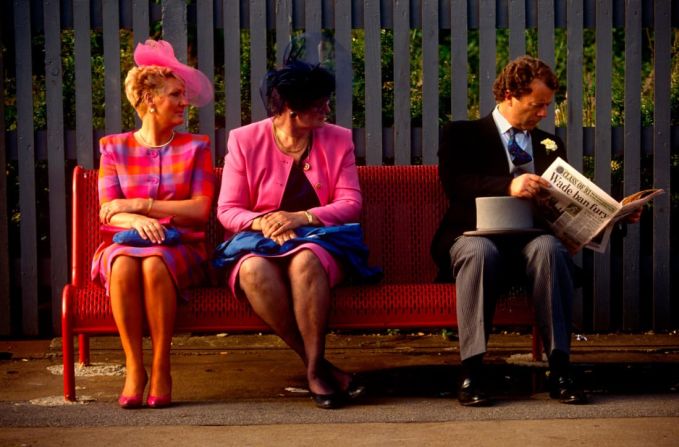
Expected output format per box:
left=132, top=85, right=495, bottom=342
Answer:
left=531, top=325, right=543, bottom=361
left=62, top=333, right=76, bottom=401
left=62, top=285, right=76, bottom=402
left=78, top=334, right=90, bottom=366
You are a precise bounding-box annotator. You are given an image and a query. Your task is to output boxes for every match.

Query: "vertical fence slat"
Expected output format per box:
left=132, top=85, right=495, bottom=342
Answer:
left=162, top=0, right=188, bottom=132
left=74, top=0, right=94, bottom=168
left=162, top=1, right=187, bottom=66
left=224, top=0, right=242, bottom=139
left=132, top=0, right=150, bottom=44
left=652, top=0, right=671, bottom=330
left=538, top=0, right=555, bottom=133
left=622, top=0, right=641, bottom=330
left=197, top=0, right=215, bottom=160
left=249, top=0, right=267, bottom=121
left=421, top=0, right=438, bottom=164
left=44, top=0, right=68, bottom=333
left=364, top=0, right=382, bottom=164
left=0, top=7, right=9, bottom=335
left=132, top=0, right=150, bottom=127
left=393, top=0, right=410, bottom=165
left=162, top=0, right=187, bottom=59
left=508, top=0, right=526, bottom=59
left=566, top=0, right=584, bottom=328
left=450, top=0, right=467, bottom=121
left=593, top=1, right=612, bottom=331
left=132, top=0, right=150, bottom=130
left=334, top=0, right=352, bottom=130
left=304, top=0, right=322, bottom=65
left=305, top=0, right=322, bottom=32
left=478, top=0, right=496, bottom=116
left=14, top=0, right=39, bottom=335
left=275, top=0, right=292, bottom=66
left=103, top=0, right=122, bottom=134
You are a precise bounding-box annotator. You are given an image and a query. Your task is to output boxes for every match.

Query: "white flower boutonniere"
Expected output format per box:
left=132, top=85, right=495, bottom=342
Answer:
left=541, top=138, right=558, bottom=153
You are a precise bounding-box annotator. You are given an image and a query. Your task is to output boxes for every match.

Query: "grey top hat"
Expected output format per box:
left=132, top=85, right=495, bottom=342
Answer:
left=463, top=197, right=544, bottom=236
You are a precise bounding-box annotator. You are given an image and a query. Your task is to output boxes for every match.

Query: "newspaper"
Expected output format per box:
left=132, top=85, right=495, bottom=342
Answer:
left=536, top=157, right=664, bottom=254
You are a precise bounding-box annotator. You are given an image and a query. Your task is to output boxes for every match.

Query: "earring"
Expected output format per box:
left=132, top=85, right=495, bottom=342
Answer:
left=149, top=107, right=156, bottom=113
left=290, top=111, right=297, bottom=118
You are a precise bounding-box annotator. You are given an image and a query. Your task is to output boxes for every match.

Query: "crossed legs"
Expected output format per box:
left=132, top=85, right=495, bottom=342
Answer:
left=109, top=256, right=176, bottom=400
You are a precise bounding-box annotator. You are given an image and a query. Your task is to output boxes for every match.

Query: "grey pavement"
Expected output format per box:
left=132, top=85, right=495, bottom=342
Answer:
left=0, top=332, right=678, bottom=446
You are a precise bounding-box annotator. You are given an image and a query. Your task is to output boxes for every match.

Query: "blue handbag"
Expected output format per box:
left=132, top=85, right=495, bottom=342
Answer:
left=112, top=227, right=182, bottom=247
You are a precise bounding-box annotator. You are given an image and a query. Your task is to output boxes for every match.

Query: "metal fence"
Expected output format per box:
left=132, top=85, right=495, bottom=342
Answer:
left=1, top=0, right=676, bottom=336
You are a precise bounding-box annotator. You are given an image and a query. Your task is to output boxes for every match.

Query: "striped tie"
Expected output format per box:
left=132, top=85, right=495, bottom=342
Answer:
left=508, top=127, right=532, bottom=165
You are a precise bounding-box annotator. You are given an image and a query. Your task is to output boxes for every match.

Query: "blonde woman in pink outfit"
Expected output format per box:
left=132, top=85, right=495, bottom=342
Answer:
left=93, top=40, right=214, bottom=409
left=217, top=59, right=366, bottom=409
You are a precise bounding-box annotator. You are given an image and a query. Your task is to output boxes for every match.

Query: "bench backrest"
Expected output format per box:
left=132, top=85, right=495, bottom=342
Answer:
left=70, top=165, right=447, bottom=286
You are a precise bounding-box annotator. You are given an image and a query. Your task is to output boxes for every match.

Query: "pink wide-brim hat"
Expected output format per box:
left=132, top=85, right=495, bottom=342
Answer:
left=134, top=39, right=213, bottom=107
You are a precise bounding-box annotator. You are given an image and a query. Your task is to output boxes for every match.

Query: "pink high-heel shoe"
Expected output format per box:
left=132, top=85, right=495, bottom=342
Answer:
left=146, top=394, right=172, bottom=409
left=118, top=373, right=147, bottom=409
left=118, top=394, right=143, bottom=409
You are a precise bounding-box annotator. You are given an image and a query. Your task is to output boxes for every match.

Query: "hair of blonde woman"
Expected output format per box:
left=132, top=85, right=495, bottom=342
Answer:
left=124, top=65, right=183, bottom=117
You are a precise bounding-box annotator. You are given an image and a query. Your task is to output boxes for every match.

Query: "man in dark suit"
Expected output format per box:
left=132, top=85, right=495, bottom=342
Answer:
left=431, top=56, right=586, bottom=406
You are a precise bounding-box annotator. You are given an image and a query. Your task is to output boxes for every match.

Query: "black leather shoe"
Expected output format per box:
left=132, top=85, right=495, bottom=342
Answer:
left=344, top=377, right=367, bottom=401
left=310, top=391, right=346, bottom=409
left=458, top=377, right=493, bottom=407
left=549, top=375, right=588, bottom=404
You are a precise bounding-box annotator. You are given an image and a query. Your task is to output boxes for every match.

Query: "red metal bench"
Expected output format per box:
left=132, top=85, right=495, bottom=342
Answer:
left=61, top=165, right=540, bottom=401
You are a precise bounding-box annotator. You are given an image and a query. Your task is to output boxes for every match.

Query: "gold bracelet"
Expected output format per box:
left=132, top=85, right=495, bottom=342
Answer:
left=303, top=210, right=313, bottom=224
left=146, top=198, right=154, bottom=215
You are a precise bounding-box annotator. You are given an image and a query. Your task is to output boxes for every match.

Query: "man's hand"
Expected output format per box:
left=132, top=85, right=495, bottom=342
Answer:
left=509, top=173, right=551, bottom=199
left=624, top=208, right=643, bottom=224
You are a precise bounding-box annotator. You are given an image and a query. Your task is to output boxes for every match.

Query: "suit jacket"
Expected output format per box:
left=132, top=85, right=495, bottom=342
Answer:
left=431, top=113, right=567, bottom=282
left=217, top=118, right=362, bottom=239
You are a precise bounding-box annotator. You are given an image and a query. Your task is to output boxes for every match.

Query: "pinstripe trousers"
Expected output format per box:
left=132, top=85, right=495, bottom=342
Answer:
left=450, top=234, right=574, bottom=361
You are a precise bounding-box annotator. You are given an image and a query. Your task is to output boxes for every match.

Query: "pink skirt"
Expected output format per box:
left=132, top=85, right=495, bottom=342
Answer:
left=91, top=241, right=209, bottom=300
left=227, top=243, right=343, bottom=297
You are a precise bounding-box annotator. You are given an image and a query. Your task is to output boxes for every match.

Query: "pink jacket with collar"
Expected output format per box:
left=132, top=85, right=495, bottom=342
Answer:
left=217, top=118, right=362, bottom=239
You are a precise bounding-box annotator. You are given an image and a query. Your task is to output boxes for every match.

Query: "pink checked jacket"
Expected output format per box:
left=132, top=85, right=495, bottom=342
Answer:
left=217, top=118, right=362, bottom=239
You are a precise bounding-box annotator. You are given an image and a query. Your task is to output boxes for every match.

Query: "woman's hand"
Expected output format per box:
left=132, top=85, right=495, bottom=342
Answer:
left=270, top=229, right=298, bottom=246
left=258, top=211, right=307, bottom=242
left=100, top=198, right=148, bottom=223
left=130, top=216, right=166, bottom=244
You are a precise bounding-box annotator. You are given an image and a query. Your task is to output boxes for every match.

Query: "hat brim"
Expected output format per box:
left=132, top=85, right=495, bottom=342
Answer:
left=463, top=228, right=545, bottom=237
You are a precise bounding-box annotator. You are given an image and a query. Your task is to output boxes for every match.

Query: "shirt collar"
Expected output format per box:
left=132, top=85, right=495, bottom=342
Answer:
left=492, top=105, right=528, bottom=137
left=492, top=105, right=512, bottom=135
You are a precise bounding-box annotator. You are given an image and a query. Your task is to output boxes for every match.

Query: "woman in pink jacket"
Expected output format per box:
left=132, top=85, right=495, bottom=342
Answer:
left=217, top=59, right=365, bottom=409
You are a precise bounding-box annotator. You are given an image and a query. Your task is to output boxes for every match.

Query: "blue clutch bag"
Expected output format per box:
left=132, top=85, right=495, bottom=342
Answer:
left=112, top=227, right=182, bottom=247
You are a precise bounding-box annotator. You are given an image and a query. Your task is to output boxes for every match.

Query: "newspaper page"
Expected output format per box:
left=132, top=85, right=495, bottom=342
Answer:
left=536, top=157, right=663, bottom=254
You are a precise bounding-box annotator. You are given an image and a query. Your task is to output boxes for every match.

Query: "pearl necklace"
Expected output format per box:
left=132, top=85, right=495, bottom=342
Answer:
left=137, top=131, right=175, bottom=148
